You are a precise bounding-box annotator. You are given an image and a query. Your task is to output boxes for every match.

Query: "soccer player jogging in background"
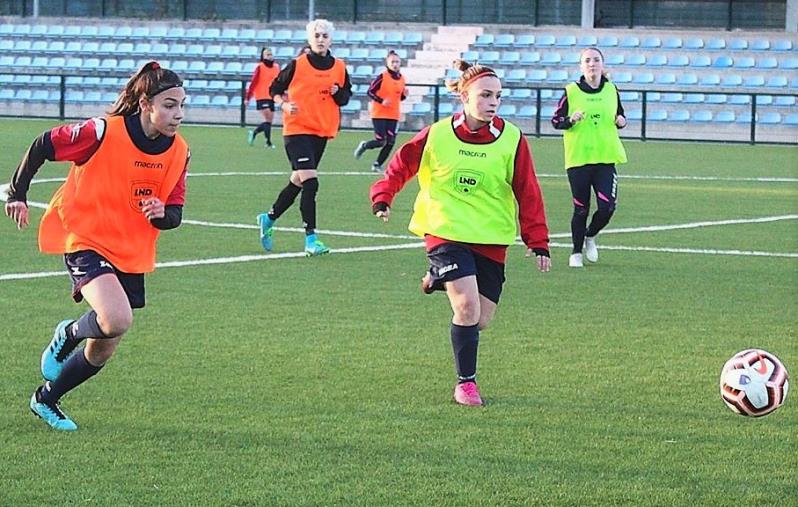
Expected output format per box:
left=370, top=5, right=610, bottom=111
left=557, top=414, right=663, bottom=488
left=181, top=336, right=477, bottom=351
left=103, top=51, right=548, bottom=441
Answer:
left=353, top=50, right=409, bottom=172
left=369, top=59, right=551, bottom=407
left=551, top=47, right=627, bottom=268
left=4, top=61, right=190, bottom=431
left=245, top=47, right=280, bottom=149
left=257, top=19, right=352, bottom=256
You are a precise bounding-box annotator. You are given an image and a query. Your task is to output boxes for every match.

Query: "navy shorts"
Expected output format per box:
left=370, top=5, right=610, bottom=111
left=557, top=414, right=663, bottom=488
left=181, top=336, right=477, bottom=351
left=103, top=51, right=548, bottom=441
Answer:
left=64, top=250, right=146, bottom=309
left=283, top=134, right=328, bottom=170
left=426, top=243, right=506, bottom=304
left=372, top=118, right=398, bottom=141
left=256, top=99, right=275, bottom=111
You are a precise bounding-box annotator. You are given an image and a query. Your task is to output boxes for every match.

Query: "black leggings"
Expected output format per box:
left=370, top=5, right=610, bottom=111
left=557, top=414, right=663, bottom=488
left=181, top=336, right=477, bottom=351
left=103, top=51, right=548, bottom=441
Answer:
left=567, top=163, right=618, bottom=253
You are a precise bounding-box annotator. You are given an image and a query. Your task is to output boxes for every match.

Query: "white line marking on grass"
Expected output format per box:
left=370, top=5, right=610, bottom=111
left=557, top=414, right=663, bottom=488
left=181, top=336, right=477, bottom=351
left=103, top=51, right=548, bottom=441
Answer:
left=183, top=219, right=418, bottom=239
left=548, top=242, right=798, bottom=258
left=0, top=242, right=425, bottom=281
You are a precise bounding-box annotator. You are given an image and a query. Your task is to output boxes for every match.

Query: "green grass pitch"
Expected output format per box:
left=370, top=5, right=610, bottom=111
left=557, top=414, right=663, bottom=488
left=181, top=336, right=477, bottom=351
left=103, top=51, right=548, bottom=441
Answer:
left=0, top=117, right=796, bottom=505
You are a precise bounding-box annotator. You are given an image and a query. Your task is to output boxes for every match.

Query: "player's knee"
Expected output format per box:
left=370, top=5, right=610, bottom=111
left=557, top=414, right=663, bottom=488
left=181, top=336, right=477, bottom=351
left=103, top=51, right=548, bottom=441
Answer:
left=573, top=205, right=589, bottom=217
left=302, top=177, right=319, bottom=194
left=99, top=308, right=133, bottom=338
left=452, top=300, right=480, bottom=325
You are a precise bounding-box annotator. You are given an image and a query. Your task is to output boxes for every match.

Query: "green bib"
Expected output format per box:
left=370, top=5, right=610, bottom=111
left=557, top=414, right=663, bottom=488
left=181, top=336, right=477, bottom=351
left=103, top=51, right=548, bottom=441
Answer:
left=563, top=81, right=628, bottom=169
left=408, top=117, right=521, bottom=245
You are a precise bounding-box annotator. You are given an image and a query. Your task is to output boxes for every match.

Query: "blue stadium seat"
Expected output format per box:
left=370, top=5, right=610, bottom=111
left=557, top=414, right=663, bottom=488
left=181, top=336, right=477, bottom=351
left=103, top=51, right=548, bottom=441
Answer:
left=728, top=38, right=748, bottom=50
left=625, top=109, right=642, bottom=121
left=735, top=113, right=753, bottom=124
left=184, top=27, right=202, bottom=40
left=272, top=29, right=291, bottom=43
left=83, top=91, right=102, bottom=103
left=190, top=95, right=211, bottom=106
left=0, top=24, right=13, bottom=36
left=505, top=69, right=526, bottom=83
left=536, top=34, right=555, bottom=47
left=721, top=74, right=743, bottom=87
left=99, top=42, right=117, bottom=54
left=402, top=32, right=423, bottom=46
left=519, top=52, right=541, bottom=66
left=660, top=92, right=682, bottom=103
left=46, top=57, right=65, bottom=69
left=619, top=36, right=639, bottom=48
left=792, top=77, right=798, bottom=88
left=541, top=105, right=556, bottom=118
left=648, top=109, right=667, bottom=121
left=780, top=58, right=798, bottom=70
left=349, top=48, right=369, bottom=61
left=479, top=51, right=500, bottom=64
left=684, top=37, right=704, bottom=50
left=772, top=39, right=793, bottom=51
left=64, top=57, right=83, bottom=69
left=548, top=69, right=569, bottom=83
left=210, top=95, right=228, bottom=107
left=131, top=27, right=150, bottom=39
left=500, top=51, right=521, bottom=65
left=750, top=38, right=770, bottom=51
left=677, top=74, right=698, bottom=86
left=555, top=35, right=576, bottom=47
left=728, top=94, right=751, bottom=105
left=205, top=45, right=223, bottom=57
left=784, top=113, right=798, bottom=125
left=494, top=34, right=515, bottom=47
left=31, top=40, right=47, bottom=52
left=206, top=61, right=224, bottom=73
left=473, top=34, right=494, bottom=47
left=712, top=56, right=733, bottom=68
left=597, top=35, right=618, bottom=47
left=169, top=43, right=188, bottom=56
left=605, top=53, right=624, bottom=65
left=756, top=95, right=773, bottom=106
left=353, top=65, right=374, bottom=78
left=220, top=46, right=240, bottom=59
left=200, top=28, right=221, bottom=41
left=656, top=73, right=677, bottom=85
left=525, top=69, right=547, bottom=82
left=633, top=72, right=654, bottom=84
left=612, top=71, right=632, bottom=83
left=338, top=99, right=360, bottom=114
left=188, top=61, right=206, bottom=73
left=13, top=56, right=32, bottom=67
left=385, top=32, right=403, bottom=45
left=668, top=110, right=689, bottom=122
left=541, top=52, right=561, bottom=65
left=641, top=36, right=660, bottom=49
left=365, top=31, right=385, bottom=45
left=117, top=42, right=135, bottom=54
left=113, top=26, right=133, bottom=39
left=347, top=31, right=366, bottom=45
left=562, top=53, right=579, bottom=65
left=700, top=74, right=721, bottom=86
left=714, top=111, right=735, bottom=123
left=759, top=112, right=782, bottom=124
left=83, top=57, right=100, bottom=69
left=668, top=55, right=689, bottom=67
left=515, top=34, right=535, bottom=47
left=240, top=47, right=258, bottom=59
left=186, top=44, right=204, bottom=57
left=219, top=28, right=239, bottom=41
left=683, top=93, right=704, bottom=104
left=648, top=54, right=667, bottom=66
left=31, top=56, right=48, bottom=67
left=705, top=37, right=726, bottom=50
left=734, top=57, right=755, bottom=69
left=646, top=92, right=662, bottom=103
left=288, top=30, right=306, bottom=43
left=49, top=40, right=66, bottom=52
left=164, top=27, right=185, bottom=41
left=742, top=75, right=765, bottom=87
left=273, top=46, right=294, bottom=59
left=79, top=41, right=99, bottom=55
left=766, top=76, right=788, bottom=88
left=625, top=54, right=646, bottom=66
left=254, top=29, right=273, bottom=40
left=462, top=50, right=479, bottom=61
left=774, top=96, right=796, bottom=106
left=149, top=26, right=167, bottom=39
left=510, top=88, right=532, bottom=100
left=690, top=55, right=711, bottom=67
left=368, top=48, right=388, bottom=61
left=501, top=104, right=517, bottom=117
left=410, top=102, right=431, bottom=116
left=577, top=35, right=597, bottom=47
left=517, top=105, right=536, bottom=119
left=11, top=24, right=31, bottom=37
left=619, top=91, right=639, bottom=102
left=16, top=89, right=33, bottom=101
left=0, top=40, right=13, bottom=52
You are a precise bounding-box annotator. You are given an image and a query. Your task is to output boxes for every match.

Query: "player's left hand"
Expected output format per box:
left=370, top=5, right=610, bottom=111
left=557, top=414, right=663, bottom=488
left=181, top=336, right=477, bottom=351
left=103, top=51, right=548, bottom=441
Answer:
left=330, top=83, right=340, bottom=95
left=4, top=200, right=29, bottom=230
left=526, top=248, right=551, bottom=272
left=141, top=198, right=165, bottom=220
left=616, top=115, right=627, bottom=128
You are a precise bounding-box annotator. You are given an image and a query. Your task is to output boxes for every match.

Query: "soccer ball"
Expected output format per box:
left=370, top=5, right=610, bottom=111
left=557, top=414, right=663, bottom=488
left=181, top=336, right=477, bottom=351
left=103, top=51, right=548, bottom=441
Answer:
left=720, top=349, right=789, bottom=417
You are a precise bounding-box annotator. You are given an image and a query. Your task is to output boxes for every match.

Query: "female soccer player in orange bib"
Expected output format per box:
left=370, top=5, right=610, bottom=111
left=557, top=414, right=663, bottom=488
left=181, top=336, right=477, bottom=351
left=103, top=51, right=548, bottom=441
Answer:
left=4, top=61, right=190, bottom=431
left=245, top=47, right=280, bottom=148
left=369, top=59, right=551, bottom=406
left=353, top=50, right=409, bottom=172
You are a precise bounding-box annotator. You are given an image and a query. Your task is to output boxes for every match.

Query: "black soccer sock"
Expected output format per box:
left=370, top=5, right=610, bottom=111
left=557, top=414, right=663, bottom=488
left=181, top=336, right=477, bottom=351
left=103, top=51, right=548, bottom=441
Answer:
left=264, top=122, right=272, bottom=144
left=451, top=323, right=479, bottom=383
left=571, top=206, right=589, bottom=253
left=376, top=141, right=395, bottom=165
left=61, top=310, right=110, bottom=361
left=300, top=177, right=319, bottom=234
left=364, top=139, right=384, bottom=150
left=253, top=122, right=267, bottom=134
left=268, top=181, right=302, bottom=221
left=40, top=349, right=103, bottom=404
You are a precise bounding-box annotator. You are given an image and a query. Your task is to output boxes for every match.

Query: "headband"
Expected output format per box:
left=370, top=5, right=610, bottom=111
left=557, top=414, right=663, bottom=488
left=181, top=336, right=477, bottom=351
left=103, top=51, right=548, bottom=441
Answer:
left=462, top=70, right=498, bottom=89
left=145, top=62, right=183, bottom=97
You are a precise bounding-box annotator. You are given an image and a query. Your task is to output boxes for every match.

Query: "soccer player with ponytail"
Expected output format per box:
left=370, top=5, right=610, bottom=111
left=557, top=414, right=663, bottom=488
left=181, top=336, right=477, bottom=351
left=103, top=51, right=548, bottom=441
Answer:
left=245, top=47, right=280, bottom=148
left=369, top=59, right=550, bottom=406
left=353, top=50, right=408, bottom=172
left=551, top=47, right=627, bottom=268
left=4, top=61, right=189, bottom=431
left=257, top=18, right=352, bottom=256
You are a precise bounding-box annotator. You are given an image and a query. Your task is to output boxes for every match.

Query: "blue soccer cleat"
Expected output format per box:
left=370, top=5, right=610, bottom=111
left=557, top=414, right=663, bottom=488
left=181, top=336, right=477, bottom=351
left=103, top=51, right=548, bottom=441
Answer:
left=247, top=129, right=256, bottom=146
left=257, top=213, right=274, bottom=251
left=30, top=385, right=77, bottom=431
left=304, top=234, right=330, bottom=257
left=41, top=319, right=76, bottom=382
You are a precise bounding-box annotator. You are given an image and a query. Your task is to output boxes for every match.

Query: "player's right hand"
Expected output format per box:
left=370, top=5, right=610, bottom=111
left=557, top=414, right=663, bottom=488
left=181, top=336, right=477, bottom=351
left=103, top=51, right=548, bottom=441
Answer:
left=373, top=202, right=391, bottom=223
left=282, top=101, right=298, bottom=115
left=570, top=111, right=584, bottom=123
left=5, top=200, right=29, bottom=230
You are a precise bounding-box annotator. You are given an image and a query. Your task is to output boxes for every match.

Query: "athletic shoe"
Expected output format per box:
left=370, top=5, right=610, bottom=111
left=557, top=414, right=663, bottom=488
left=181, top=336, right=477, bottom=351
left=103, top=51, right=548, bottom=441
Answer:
left=569, top=253, right=584, bottom=268
left=584, top=236, right=599, bottom=263
left=257, top=213, right=274, bottom=251
left=304, top=235, right=330, bottom=256
left=354, top=141, right=367, bottom=160
left=41, top=319, right=76, bottom=382
left=265, top=141, right=276, bottom=149
left=371, top=162, right=382, bottom=173
left=453, top=381, right=483, bottom=406
left=29, top=385, right=77, bottom=431
left=247, top=130, right=255, bottom=146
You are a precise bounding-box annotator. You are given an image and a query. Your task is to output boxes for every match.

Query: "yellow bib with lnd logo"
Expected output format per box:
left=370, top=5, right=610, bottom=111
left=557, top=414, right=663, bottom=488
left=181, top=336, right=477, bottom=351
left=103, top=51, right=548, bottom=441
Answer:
left=408, top=117, right=521, bottom=245
left=563, top=81, right=627, bottom=169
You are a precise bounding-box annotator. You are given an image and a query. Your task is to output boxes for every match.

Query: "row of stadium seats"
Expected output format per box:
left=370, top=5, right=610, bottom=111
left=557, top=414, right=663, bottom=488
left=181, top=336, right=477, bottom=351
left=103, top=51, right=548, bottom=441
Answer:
left=460, top=49, right=798, bottom=69
left=0, top=24, right=424, bottom=46
left=473, top=33, right=795, bottom=51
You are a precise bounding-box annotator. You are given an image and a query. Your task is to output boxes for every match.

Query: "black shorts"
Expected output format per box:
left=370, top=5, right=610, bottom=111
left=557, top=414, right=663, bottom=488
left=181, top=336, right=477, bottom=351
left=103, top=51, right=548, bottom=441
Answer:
left=64, top=250, right=146, bottom=309
left=256, top=99, right=275, bottom=111
left=426, top=243, right=506, bottom=304
left=372, top=118, right=398, bottom=141
left=283, top=134, right=328, bottom=170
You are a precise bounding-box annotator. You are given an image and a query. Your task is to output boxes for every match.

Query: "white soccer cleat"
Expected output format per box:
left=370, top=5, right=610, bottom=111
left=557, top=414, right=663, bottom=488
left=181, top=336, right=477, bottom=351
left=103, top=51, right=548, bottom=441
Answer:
left=584, top=236, right=599, bottom=263
left=569, top=253, right=584, bottom=268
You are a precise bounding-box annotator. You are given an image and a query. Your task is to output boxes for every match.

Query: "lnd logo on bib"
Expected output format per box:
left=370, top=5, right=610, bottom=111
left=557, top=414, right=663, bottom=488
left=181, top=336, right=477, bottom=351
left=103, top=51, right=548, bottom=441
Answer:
left=130, top=181, right=161, bottom=211
left=454, top=170, right=483, bottom=194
